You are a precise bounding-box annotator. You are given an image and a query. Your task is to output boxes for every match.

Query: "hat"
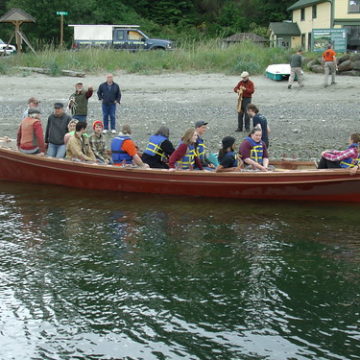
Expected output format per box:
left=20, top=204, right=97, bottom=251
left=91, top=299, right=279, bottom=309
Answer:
left=28, top=97, right=40, bottom=105
left=28, top=108, right=41, bottom=115
left=240, top=71, right=249, bottom=78
left=195, top=120, right=208, bottom=128
left=222, top=136, right=235, bottom=149
left=93, top=120, right=104, bottom=129
left=54, top=102, right=64, bottom=109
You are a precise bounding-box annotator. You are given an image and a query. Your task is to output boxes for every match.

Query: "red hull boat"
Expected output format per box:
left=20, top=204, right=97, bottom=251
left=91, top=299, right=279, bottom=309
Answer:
left=0, top=146, right=359, bottom=202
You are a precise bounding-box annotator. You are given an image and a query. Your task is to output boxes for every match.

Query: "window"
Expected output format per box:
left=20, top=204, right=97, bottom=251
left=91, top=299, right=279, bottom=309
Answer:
left=312, top=5, right=317, bottom=18
left=114, top=30, right=124, bottom=41
left=127, top=31, right=142, bottom=41
left=349, top=0, right=360, bottom=13
left=301, top=34, right=306, bottom=48
left=308, top=32, right=312, bottom=50
left=301, top=8, right=305, bottom=21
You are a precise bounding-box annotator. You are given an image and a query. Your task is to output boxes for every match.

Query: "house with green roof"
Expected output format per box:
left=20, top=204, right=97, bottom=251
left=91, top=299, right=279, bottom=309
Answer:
left=270, top=0, right=360, bottom=50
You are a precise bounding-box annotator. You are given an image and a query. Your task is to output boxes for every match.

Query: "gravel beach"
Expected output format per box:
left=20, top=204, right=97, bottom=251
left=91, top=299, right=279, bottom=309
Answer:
left=0, top=72, right=359, bottom=159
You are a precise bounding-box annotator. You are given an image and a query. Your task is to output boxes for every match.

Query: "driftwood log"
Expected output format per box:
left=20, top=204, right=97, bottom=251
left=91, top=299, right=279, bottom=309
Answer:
left=16, top=66, right=86, bottom=77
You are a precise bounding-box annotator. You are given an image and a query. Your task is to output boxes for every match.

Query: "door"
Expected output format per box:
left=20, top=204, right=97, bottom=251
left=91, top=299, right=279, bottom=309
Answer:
left=125, top=30, right=146, bottom=50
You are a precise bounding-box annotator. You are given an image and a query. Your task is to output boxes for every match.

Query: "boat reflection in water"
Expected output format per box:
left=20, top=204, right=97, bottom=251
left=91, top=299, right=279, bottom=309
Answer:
left=0, top=182, right=359, bottom=360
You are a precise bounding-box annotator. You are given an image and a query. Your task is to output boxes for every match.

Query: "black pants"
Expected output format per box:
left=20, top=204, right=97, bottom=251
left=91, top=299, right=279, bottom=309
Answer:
left=318, top=157, right=341, bottom=169
left=237, top=97, right=251, bottom=131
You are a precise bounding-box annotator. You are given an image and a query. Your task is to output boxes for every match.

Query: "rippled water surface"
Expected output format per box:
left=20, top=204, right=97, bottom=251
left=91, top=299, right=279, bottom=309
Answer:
left=0, top=182, right=359, bottom=360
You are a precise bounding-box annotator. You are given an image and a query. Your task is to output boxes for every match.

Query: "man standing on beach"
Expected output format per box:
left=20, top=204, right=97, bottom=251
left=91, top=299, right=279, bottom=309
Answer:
left=322, top=44, right=337, bottom=87
left=97, top=74, right=121, bottom=134
left=233, top=72, right=254, bottom=132
left=45, top=103, right=72, bottom=158
left=68, top=82, right=93, bottom=122
left=288, top=49, right=304, bottom=89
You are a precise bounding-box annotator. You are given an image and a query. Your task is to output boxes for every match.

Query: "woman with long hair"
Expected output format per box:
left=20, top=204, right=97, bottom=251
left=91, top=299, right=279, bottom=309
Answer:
left=216, top=136, right=243, bottom=172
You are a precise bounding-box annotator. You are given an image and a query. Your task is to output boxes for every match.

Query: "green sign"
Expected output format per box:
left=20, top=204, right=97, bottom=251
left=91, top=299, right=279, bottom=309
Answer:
left=56, top=11, right=68, bottom=16
left=312, top=28, right=347, bottom=53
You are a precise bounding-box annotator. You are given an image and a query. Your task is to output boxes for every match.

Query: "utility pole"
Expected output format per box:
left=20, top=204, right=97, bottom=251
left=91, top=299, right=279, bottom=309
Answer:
left=56, top=11, right=68, bottom=47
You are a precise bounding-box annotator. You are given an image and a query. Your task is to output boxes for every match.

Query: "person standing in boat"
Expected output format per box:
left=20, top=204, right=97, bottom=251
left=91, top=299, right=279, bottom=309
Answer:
left=17, top=108, right=46, bottom=155
left=288, top=49, right=304, bottom=90
left=142, top=126, right=175, bottom=169
left=97, top=74, right=121, bottom=134
left=68, top=82, right=93, bottom=122
left=22, top=97, right=40, bottom=119
left=247, top=104, right=270, bottom=148
left=168, top=128, right=203, bottom=170
left=111, top=124, right=149, bottom=168
left=66, top=122, right=96, bottom=162
left=239, top=128, right=269, bottom=172
left=89, top=120, right=111, bottom=164
left=216, top=136, right=243, bottom=172
left=233, top=71, right=255, bottom=132
left=45, top=103, right=72, bottom=158
left=317, top=133, right=360, bottom=169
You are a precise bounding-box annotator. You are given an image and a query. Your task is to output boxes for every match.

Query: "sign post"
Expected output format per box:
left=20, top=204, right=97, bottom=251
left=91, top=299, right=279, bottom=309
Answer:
left=56, top=11, right=68, bottom=47
left=312, top=28, right=347, bottom=52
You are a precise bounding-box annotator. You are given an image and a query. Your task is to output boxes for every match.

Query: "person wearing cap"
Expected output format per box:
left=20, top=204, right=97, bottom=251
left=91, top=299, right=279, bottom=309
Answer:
left=68, top=82, right=93, bottom=122
left=17, top=108, right=46, bottom=155
left=288, top=49, right=304, bottom=90
left=142, top=126, right=175, bottom=169
left=168, top=128, right=203, bottom=170
left=45, top=103, right=72, bottom=158
left=322, top=44, right=337, bottom=87
left=247, top=104, right=270, bottom=148
left=216, top=136, right=243, bottom=172
left=22, top=97, right=40, bottom=119
left=66, top=122, right=96, bottom=162
left=111, top=125, right=149, bottom=168
left=194, top=120, right=214, bottom=169
left=97, top=74, right=121, bottom=134
left=239, top=128, right=269, bottom=172
left=233, top=71, right=255, bottom=132
left=89, top=120, right=111, bottom=164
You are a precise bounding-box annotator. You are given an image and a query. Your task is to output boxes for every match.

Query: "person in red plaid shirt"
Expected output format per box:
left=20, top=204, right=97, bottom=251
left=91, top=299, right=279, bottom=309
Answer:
left=317, top=133, right=360, bottom=169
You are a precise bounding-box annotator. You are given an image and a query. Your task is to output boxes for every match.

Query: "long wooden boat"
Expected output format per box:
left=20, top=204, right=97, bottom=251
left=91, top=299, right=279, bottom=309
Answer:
left=0, top=146, right=359, bottom=202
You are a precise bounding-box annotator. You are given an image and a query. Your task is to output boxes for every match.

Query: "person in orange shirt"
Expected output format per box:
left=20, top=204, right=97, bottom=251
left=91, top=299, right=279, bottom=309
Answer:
left=110, top=124, right=149, bottom=168
left=322, top=44, right=338, bottom=87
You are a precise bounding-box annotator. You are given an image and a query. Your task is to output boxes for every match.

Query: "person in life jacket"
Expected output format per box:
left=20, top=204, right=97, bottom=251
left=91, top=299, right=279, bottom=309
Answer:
left=168, top=128, right=203, bottom=170
left=142, top=126, right=175, bottom=169
left=216, top=136, right=243, bottom=173
left=17, top=108, right=46, bottom=155
left=318, top=133, right=360, bottom=169
left=194, top=120, right=214, bottom=169
left=111, top=124, right=149, bottom=168
left=239, top=128, right=269, bottom=171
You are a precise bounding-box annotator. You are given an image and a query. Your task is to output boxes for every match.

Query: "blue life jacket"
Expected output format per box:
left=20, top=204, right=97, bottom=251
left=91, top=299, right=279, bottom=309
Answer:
left=111, top=135, right=133, bottom=164
left=245, top=136, right=264, bottom=165
left=228, top=151, right=238, bottom=167
left=195, top=137, right=207, bottom=162
left=143, top=135, right=167, bottom=158
left=176, top=143, right=196, bottom=169
left=340, top=144, right=359, bottom=168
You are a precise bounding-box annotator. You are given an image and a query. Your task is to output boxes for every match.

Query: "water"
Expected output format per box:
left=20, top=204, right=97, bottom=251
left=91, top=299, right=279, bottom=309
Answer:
left=0, top=182, right=359, bottom=360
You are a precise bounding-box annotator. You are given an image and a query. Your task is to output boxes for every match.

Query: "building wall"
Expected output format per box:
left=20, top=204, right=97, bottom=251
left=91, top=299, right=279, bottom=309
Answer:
left=335, top=0, right=360, bottom=19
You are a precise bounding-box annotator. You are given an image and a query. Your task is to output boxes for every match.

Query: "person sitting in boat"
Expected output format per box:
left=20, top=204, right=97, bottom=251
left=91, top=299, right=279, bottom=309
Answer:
left=317, top=133, right=360, bottom=169
left=194, top=121, right=214, bottom=170
left=66, top=122, right=96, bottom=162
left=89, top=120, right=111, bottom=164
left=239, top=128, right=269, bottom=172
left=168, top=128, right=203, bottom=170
left=216, top=136, right=243, bottom=172
left=17, top=108, right=46, bottom=155
left=111, top=125, right=149, bottom=168
left=142, top=126, right=175, bottom=169
left=64, top=119, right=78, bottom=145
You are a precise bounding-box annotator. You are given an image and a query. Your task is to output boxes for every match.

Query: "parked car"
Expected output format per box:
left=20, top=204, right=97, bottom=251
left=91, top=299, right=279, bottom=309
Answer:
left=0, top=39, right=16, bottom=55
left=69, top=25, right=173, bottom=51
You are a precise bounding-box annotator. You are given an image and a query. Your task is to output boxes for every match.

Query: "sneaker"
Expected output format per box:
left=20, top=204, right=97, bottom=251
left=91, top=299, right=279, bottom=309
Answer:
left=288, top=84, right=292, bottom=89
left=103, top=129, right=108, bottom=134
left=235, top=129, right=242, bottom=132
left=111, top=129, right=116, bottom=134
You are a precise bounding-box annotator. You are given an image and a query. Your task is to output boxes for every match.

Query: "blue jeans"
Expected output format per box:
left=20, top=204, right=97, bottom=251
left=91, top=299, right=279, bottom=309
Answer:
left=73, top=115, right=87, bottom=122
left=47, top=143, right=66, bottom=158
left=102, top=103, right=116, bottom=130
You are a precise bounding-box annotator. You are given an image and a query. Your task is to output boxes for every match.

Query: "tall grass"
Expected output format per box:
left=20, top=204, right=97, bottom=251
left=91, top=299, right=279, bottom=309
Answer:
left=1, top=40, right=291, bottom=76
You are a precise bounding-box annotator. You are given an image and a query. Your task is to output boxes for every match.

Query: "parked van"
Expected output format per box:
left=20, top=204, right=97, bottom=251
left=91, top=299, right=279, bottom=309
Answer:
left=69, top=25, right=173, bottom=51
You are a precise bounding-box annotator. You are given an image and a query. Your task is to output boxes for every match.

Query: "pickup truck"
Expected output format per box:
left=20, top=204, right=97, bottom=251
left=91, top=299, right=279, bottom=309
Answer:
left=0, top=39, right=16, bottom=55
left=69, top=25, right=173, bottom=51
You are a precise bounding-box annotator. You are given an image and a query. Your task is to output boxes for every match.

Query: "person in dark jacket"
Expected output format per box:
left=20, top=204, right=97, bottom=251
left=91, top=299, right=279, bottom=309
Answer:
left=68, top=82, right=93, bottom=122
left=97, top=74, right=121, bottom=134
left=45, top=103, right=72, bottom=158
left=142, top=126, right=175, bottom=169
